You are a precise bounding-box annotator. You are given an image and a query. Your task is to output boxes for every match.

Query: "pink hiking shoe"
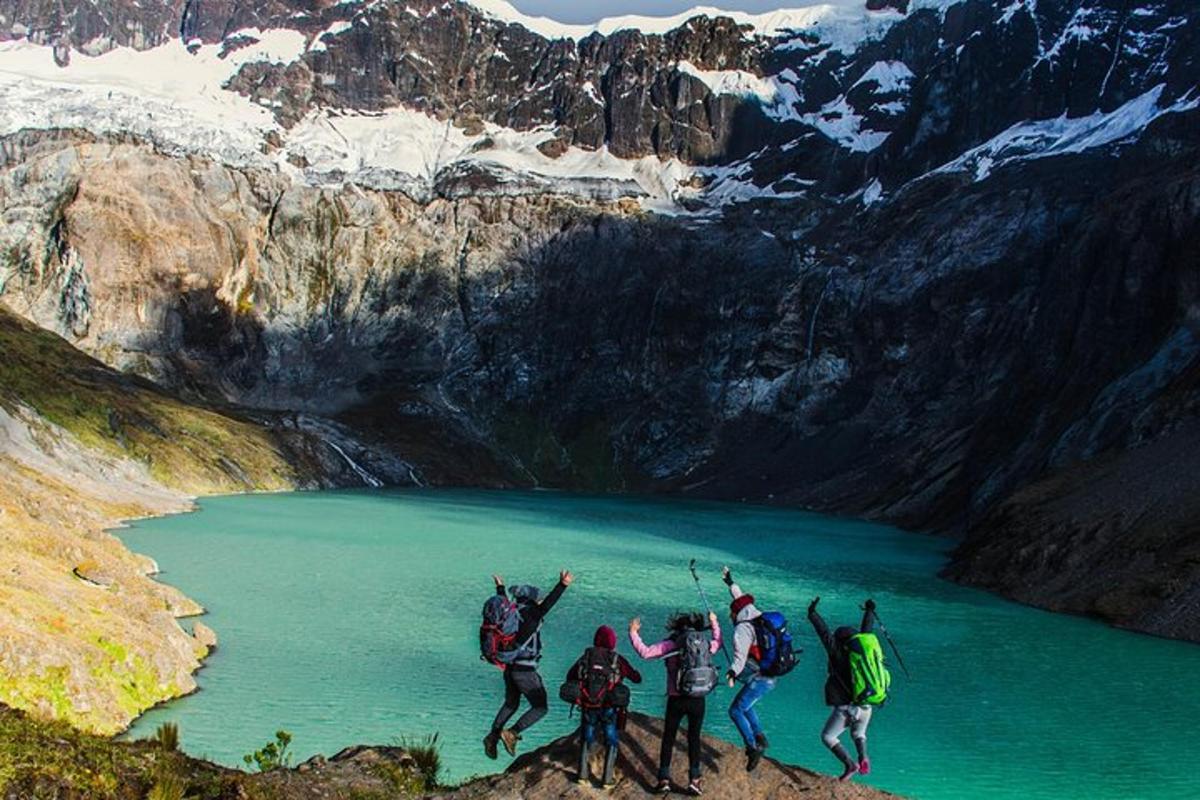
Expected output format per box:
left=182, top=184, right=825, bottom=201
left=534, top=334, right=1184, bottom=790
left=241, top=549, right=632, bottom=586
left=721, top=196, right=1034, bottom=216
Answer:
left=858, top=758, right=871, bottom=775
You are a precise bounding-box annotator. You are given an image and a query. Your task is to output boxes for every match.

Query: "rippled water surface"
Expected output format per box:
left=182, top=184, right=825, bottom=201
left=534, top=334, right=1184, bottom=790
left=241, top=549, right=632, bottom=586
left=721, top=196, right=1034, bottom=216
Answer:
left=122, top=489, right=1200, bottom=798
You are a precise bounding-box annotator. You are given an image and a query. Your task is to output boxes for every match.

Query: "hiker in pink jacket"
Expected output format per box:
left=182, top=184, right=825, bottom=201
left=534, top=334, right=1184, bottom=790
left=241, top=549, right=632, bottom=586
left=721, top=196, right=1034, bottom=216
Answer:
left=630, top=611, right=723, bottom=796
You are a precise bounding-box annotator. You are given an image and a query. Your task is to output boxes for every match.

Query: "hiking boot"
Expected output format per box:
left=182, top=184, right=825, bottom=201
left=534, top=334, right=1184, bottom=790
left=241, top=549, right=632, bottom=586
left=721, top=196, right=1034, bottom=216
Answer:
left=755, top=732, right=769, bottom=751
left=482, top=732, right=499, bottom=760
left=499, top=728, right=521, bottom=757
left=746, top=746, right=764, bottom=773
left=858, top=758, right=871, bottom=775
left=838, top=763, right=859, bottom=782
left=686, top=778, right=703, bottom=796
left=654, top=779, right=672, bottom=794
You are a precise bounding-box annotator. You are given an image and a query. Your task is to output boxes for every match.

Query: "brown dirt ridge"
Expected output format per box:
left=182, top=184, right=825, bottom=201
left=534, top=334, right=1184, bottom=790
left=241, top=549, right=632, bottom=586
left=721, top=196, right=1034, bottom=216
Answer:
left=438, top=712, right=901, bottom=800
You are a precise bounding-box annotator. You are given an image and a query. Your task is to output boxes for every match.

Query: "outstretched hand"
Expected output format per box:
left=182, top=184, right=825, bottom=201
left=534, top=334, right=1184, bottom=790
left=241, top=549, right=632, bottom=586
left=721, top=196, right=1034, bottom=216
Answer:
left=864, top=598, right=877, bottom=612
left=721, top=565, right=733, bottom=585
left=708, top=611, right=718, bottom=627
left=808, top=596, right=820, bottom=615
left=492, top=574, right=504, bottom=588
left=629, top=618, right=641, bottom=635
left=560, top=570, right=575, bottom=587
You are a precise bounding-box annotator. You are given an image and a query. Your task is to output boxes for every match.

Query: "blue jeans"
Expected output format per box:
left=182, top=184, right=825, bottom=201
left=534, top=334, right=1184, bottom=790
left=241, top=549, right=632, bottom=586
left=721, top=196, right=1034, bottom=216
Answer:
left=729, top=675, right=775, bottom=748
left=581, top=707, right=619, bottom=748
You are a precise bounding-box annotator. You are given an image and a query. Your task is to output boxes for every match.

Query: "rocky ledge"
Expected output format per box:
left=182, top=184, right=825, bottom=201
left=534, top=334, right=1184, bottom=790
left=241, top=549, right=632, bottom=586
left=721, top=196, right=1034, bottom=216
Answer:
left=0, top=703, right=901, bottom=800
left=437, top=711, right=897, bottom=799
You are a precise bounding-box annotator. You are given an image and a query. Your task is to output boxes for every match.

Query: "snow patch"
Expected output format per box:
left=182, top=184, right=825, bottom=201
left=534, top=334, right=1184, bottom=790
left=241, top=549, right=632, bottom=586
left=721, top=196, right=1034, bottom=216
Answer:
left=466, top=1, right=958, bottom=55
left=310, top=19, right=355, bottom=53
left=675, top=60, right=803, bottom=120
left=862, top=178, right=883, bottom=205
left=801, top=96, right=890, bottom=152
left=0, top=38, right=707, bottom=208
left=937, top=85, right=1198, bottom=180
left=852, top=60, right=914, bottom=93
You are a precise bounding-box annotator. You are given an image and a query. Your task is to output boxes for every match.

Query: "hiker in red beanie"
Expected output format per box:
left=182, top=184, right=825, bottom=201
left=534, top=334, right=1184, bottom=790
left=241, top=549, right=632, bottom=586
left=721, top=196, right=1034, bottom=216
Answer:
left=563, top=625, right=642, bottom=788
left=723, top=566, right=773, bottom=772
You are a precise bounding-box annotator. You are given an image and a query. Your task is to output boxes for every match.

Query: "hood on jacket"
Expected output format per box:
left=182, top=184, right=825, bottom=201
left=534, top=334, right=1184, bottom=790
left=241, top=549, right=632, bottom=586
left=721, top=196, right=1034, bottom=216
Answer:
left=509, top=585, right=541, bottom=604
left=593, top=625, right=618, bottom=650
left=731, top=594, right=761, bottom=624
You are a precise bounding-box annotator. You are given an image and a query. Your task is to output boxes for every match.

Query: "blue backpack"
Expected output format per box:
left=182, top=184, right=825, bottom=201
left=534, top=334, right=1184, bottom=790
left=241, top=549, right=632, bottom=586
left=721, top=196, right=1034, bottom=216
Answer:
left=753, top=611, right=800, bottom=677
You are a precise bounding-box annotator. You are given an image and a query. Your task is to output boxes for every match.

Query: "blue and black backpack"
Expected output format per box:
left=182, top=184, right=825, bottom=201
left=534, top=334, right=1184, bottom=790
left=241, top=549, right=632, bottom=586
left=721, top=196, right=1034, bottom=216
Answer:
left=753, top=611, right=800, bottom=677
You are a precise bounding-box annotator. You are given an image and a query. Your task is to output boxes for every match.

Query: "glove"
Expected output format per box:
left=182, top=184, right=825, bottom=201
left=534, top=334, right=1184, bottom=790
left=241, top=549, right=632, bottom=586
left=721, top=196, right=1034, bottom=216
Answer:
left=808, top=597, right=820, bottom=615
left=864, top=598, right=876, bottom=612
left=722, top=566, right=734, bottom=586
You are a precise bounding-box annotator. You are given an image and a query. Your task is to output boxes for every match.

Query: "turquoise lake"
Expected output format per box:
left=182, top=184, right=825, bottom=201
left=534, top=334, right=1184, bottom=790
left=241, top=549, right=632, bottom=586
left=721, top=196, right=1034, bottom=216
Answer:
left=121, top=489, right=1200, bottom=799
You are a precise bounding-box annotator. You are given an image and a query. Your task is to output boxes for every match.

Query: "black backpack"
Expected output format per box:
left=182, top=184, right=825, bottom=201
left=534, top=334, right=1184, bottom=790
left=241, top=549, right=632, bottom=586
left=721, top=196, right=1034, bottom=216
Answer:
left=675, top=630, right=718, bottom=697
left=569, top=646, right=629, bottom=709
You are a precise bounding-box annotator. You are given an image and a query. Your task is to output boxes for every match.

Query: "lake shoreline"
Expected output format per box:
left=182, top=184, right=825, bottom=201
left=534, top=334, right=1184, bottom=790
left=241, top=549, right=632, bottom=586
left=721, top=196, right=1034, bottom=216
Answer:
left=110, top=479, right=1194, bottom=744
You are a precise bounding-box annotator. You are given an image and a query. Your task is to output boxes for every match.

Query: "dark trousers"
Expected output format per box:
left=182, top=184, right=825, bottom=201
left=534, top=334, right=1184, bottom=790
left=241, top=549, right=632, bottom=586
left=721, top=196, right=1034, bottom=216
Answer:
left=491, top=667, right=548, bottom=734
left=659, top=694, right=706, bottom=781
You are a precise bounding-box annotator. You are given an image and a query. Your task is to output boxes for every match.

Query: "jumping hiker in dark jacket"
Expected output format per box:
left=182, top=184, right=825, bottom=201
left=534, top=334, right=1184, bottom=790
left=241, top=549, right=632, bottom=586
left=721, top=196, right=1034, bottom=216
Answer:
left=808, top=596, right=876, bottom=782
left=566, top=625, right=642, bottom=788
left=483, top=570, right=573, bottom=760
left=630, top=611, right=722, bottom=796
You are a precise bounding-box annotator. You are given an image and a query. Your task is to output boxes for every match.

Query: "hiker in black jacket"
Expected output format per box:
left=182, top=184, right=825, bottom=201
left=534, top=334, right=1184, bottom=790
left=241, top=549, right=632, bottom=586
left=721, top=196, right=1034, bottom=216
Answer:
left=808, top=596, right=876, bottom=782
left=483, top=570, right=573, bottom=759
left=565, top=625, right=642, bottom=788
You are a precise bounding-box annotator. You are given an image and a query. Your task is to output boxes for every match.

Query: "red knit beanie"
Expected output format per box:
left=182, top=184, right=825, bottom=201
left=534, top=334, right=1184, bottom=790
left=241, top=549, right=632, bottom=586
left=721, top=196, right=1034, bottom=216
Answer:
left=730, top=594, right=755, bottom=616
left=594, top=625, right=618, bottom=649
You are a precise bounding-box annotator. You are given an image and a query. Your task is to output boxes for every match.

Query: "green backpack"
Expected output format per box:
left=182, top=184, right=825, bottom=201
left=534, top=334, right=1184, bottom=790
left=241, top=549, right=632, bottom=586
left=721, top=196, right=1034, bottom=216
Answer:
left=846, top=633, right=891, bottom=706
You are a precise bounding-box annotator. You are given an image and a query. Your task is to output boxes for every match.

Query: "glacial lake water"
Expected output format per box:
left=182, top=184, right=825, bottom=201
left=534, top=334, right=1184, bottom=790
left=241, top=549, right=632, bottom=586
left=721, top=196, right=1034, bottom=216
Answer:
left=121, top=489, right=1200, bottom=798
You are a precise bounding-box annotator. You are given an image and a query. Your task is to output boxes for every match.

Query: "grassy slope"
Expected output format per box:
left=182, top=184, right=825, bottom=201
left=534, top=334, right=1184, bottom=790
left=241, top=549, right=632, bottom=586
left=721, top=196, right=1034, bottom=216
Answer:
left=0, top=307, right=299, bottom=494
left=0, top=306, right=308, bottom=734
left=0, top=703, right=431, bottom=800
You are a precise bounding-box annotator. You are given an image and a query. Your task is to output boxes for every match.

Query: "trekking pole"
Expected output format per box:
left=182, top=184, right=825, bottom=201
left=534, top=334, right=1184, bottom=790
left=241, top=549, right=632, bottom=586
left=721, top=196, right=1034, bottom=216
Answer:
left=689, top=559, right=734, bottom=666
left=863, top=606, right=911, bottom=679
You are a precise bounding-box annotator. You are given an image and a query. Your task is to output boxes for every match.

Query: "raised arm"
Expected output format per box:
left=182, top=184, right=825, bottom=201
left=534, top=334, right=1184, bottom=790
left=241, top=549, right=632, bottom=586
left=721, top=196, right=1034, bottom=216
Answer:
left=708, top=611, right=723, bottom=655
left=861, top=598, right=876, bottom=633
left=808, top=597, right=836, bottom=657
left=513, top=571, right=572, bottom=641
left=537, top=568, right=573, bottom=618
left=493, top=574, right=506, bottom=598
left=723, top=565, right=747, bottom=599
left=629, top=618, right=676, bottom=660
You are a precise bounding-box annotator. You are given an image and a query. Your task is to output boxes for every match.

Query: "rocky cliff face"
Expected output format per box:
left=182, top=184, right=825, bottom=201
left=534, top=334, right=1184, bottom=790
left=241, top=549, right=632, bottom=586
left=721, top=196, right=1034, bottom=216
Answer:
left=0, top=0, right=1197, bottom=734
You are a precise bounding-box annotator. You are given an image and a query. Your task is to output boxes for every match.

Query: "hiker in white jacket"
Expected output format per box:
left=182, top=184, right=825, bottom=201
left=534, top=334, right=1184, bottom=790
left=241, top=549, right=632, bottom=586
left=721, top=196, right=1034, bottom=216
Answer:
left=722, top=566, right=773, bottom=772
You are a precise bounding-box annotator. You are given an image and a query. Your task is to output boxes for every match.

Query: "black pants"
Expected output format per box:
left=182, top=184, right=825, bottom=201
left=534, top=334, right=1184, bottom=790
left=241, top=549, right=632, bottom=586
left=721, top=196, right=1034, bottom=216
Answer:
left=491, top=667, right=548, bottom=735
left=659, top=694, right=706, bottom=781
